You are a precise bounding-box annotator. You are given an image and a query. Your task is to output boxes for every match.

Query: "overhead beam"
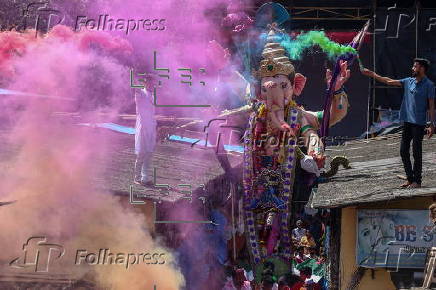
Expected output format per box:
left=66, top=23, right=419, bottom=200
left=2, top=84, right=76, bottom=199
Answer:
left=289, top=6, right=372, bottom=21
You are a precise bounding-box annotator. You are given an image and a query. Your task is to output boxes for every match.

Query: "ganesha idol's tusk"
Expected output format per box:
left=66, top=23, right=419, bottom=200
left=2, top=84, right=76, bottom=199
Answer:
left=300, top=155, right=321, bottom=177
left=338, top=93, right=344, bottom=109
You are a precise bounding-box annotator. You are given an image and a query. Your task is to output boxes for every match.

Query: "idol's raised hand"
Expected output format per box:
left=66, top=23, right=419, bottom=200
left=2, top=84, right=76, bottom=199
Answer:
left=326, top=60, right=351, bottom=91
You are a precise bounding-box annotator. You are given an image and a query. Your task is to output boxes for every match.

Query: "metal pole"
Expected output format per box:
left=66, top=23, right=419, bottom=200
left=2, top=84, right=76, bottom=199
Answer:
left=415, top=0, right=419, bottom=58
left=369, top=0, right=377, bottom=139
left=231, top=183, right=236, bottom=262
left=422, top=247, right=436, bottom=288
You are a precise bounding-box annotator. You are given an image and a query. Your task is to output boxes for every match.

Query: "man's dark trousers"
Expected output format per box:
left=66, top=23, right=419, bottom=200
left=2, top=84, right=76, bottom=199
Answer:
left=400, top=122, right=425, bottom=184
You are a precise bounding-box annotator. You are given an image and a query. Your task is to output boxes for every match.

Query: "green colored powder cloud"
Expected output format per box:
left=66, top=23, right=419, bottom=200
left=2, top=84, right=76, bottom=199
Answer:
left=280, top=31, right=357, bottom=60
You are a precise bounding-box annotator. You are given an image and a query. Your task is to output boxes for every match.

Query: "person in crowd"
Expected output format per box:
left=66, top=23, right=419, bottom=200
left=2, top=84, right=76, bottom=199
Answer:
left=278, top=276, right=291, bottom=290
left=260, top=261, right=278, bottom=290
left=291, top=220, right=307, bottom=246
left=291, top=267, right=321, bottom=290
left=361, top=58, right=435, bottom=188
left=300, top=232, right=316, bottom=249
left=316, top=254, right=326, bottom=265
left=301, top=247, right=315, bottom=260
left=293, top=246, right=306, bottom=264
left=429, top=202, right=436, bottom=226
left=307, top=214, right=324, bottom=247
left=223, top=267, right=251, bottom=290
left=261, top=277, right=278, bottom=290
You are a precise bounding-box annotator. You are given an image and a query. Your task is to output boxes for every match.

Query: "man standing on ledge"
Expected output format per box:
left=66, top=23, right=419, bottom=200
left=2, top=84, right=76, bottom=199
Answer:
left=361, top=58, right=435, bottom=188
left=134, top=74, right=156, bottom=186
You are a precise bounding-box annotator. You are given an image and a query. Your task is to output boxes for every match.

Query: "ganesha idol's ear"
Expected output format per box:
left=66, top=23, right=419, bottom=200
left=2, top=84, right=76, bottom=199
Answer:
left=293, top=73, right=307, bottom=96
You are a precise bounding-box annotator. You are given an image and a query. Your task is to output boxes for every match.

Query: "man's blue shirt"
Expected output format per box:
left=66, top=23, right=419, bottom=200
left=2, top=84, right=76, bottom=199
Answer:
left=399, top=76, right=435, bottom=126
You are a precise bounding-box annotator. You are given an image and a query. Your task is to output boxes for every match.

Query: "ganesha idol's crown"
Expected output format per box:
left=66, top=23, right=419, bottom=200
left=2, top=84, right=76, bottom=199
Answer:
left=253, top=27, right=295, bottom=79
left=254, top=57, right=294, bottom=78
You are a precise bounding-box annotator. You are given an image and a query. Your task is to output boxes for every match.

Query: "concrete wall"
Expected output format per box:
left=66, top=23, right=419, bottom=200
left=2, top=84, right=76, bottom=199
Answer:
left=339, top=196, right=434, bottom=290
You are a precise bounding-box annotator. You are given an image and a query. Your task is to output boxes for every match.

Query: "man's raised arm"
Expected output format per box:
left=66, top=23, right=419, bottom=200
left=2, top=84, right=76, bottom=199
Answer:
left=360, top=68, right=402, bottom=87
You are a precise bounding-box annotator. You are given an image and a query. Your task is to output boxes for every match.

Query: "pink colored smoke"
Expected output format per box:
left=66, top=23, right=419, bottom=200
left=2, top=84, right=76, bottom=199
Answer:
left=0, top=26, right=184, bottom=289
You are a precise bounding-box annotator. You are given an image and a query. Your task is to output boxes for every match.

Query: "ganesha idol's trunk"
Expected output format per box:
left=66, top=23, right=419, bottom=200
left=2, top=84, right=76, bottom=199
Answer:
left=265, top=84, right=287, bottom=131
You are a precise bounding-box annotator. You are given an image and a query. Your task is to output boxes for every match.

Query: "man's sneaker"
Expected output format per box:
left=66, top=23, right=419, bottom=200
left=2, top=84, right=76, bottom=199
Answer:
left=400, top=181, right=412, bottom=188
left=408, top=182, right=421, bottom=188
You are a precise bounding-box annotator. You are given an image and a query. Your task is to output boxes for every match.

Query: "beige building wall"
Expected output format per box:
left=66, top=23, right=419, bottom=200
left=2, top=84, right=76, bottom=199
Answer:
left=339, top=196, right=434, bottom=290
left=340, top=207, right=396, bottom=290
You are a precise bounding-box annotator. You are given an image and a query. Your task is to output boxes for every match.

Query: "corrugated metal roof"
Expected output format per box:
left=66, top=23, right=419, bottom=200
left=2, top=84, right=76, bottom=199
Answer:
left=312, top=135, right=436, bottom=208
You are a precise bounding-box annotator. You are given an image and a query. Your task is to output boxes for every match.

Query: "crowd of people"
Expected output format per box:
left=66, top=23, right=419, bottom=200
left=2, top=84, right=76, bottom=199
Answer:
left=222, top=215, right=328, bottom=290
left=223, top=264, right=323, bottom=290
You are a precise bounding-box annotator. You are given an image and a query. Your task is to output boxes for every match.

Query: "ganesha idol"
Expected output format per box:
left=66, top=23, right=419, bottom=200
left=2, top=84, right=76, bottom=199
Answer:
left=235, top=27, right=351, bottom=267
